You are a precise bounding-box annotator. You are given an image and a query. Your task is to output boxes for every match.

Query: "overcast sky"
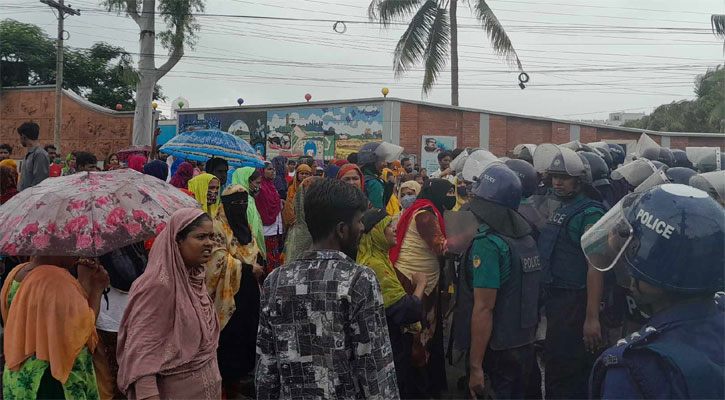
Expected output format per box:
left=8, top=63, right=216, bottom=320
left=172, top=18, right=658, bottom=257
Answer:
left=3, top=0, right=723, bottom=121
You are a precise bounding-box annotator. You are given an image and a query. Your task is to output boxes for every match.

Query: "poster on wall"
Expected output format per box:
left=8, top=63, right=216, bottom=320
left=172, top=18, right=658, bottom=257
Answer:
left=420, top=135, right=457, bottom=174
left=178, top=112, right=269, bottom=158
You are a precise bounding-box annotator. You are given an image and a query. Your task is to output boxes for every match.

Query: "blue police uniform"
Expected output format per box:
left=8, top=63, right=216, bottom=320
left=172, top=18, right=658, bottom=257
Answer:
left=590, top=299, right=724, bottom=399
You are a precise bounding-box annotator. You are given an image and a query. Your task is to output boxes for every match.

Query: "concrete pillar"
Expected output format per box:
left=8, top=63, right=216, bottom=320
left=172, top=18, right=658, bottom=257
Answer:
left=479, top=113, right=490, bottom=149
left=570, top=124, right=581, bottom=141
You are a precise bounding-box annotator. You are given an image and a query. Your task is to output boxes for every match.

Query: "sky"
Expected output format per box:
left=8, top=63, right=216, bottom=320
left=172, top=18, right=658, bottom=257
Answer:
left=3, top=0, right=724, bottom=122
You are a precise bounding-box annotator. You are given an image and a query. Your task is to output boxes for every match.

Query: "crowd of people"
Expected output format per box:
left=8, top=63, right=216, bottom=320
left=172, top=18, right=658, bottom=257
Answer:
left=0, top=121, right=723, bottom=400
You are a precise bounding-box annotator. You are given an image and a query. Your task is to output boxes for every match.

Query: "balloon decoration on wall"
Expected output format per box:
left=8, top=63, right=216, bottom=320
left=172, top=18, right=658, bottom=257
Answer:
left=382, top=87, right=389, bottom=97
left=152, top=102, right=158, bottom=109
left=237, top=98, right=244, bottom=106
left=177, top=101, right=185, bottom=109
left=305, top=93, right=311, bottom=102
left=115, top=104, right=123, bottom=110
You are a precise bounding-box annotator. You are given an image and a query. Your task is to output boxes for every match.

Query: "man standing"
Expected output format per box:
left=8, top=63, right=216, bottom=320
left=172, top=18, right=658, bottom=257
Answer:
left=17, top=122, right=49, bottom=191
left=255, top=179, right=399, bottom=399
left=430, top=151, right=455, bottom=182
left=0, top=144, right=12, bottom=161
left=75, top=152, right=99, bottom=172
left=44, top=144, right=57, bottom=164
left=205, top=157, right=229, bottom=186
left=401, top=157, right=413, bottom=174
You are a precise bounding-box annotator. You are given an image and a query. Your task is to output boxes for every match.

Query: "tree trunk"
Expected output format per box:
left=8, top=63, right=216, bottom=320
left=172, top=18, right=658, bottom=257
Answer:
left=132, top=0, right=156, bottom=146
left=450, top=0, right=459, bottom=106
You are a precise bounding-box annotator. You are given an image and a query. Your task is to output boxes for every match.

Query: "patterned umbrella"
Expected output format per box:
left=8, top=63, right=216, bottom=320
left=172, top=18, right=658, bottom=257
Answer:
left=0, top=169, right=200, bottom=257
left=160, top=129, right=264, bottom=168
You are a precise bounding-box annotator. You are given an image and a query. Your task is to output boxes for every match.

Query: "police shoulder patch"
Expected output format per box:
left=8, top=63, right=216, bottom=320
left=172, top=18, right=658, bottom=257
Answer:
left=472, top=254, right=482, bottom=269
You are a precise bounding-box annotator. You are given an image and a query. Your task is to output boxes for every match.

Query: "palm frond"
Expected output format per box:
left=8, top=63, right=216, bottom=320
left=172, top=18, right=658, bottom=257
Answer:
left=422, top=6, right=450, bottom=95
left=471, top=0, right=523, bottom=71
left=369, top=0, right=425, bottom=26
left=393, top=0, right=438, bottom=78
left=712, top=14, right=725, bottom=38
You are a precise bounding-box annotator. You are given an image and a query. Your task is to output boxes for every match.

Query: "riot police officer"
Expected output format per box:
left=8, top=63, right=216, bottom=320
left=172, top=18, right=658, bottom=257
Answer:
left=453, top=164, right=540, bottom=399
left=505, top=159, right=545, bottom=239
left=533, top=144, right=606, bottom=399
left=583, top=184, right=724, bottom=399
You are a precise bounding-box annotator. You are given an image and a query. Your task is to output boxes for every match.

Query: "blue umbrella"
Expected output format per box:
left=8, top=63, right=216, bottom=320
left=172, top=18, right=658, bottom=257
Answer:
left=160, top=129, right=264, bottom=168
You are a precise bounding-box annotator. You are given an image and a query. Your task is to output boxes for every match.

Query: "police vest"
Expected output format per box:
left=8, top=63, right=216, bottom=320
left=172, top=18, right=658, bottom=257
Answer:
left=517, top=202, right=545, bottom=242
left=453, top=227, right=541, bottom=351
left=590, top=301, right=724, bottom=399
left=538, top=199, right=603, bottom=290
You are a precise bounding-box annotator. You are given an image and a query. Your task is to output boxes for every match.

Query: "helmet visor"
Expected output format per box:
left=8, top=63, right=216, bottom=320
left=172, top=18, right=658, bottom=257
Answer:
left=611, top=159, right=657, bottom=186
left=686, top=147, right=721, bottom=171
left=374, top=142, right=403, bottom=163
left=634, top=167, right=669, bottom=193
left=462, top=150, right=499, bottom=182
left=581, top=193, right=640, bottom=275
left=635, top=132, right=660, bottom=155
left=533, top=144, right=585, bottom=175
left=450, top=149, right=469, bottom=173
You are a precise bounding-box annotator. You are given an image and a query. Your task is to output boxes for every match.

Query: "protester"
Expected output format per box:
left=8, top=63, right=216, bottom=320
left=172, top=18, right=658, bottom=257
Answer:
left=127, top=155, right=147, bottom=173
left=256, top=178, right=399, bottom=399
left=104, top=153, right=122, bottom=171
left=75, top=151, right=99, bottom=172
left=271, top=155, right=288, bottom=198
left=62, top=153, right=77, bottom=176
left=170, top=161, right=194, bottom=188
left=231, top=167, right=267, bottom=259
left=0, top=144, right=11, bottom=161
left=358, top=208, right=427, bottom=398
left=205, top=185, right=264, bottom=398
left=323, top=163, right=341, bottom=179
left=584, top=185, right=724, bottom=399
left=398, top=180, right=421, bottom=211
left=390, top=178, right=454, bottom=398
left=282, top=164, right=312, bottom=229
left=382, top=168, right=401, bottom=215
left=17, top=122, right=49, bottom=191
left=453, top=165, right=541, bottom=399
left=188, top=173, right=221, bottom=218
left=117, top=209, right=221, bottom=399
left=0, top=166, right=19, bottom=205
left=44, top=144, right=57, bottom=164
left=285, top=159, right=297, bottom=184
left=401, top=157, right=413, bottom=173
left=430, top=150, right=455, bottom=182
left=282, top=176, right=320, bottom=263
left=337, top=163, right=365, bottom=191
left=143, top=159, right=169, bottom=181
left=256, top=161, right=283, bottom=271
left=1, top=256, right=109, bottom=398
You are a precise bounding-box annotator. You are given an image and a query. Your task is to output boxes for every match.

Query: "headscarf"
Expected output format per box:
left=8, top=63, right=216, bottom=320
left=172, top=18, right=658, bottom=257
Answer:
left=282, top=164, right=313, bottom=228
left=187, top=173, right=220, bottom=217
left=0, top=166, right=19, bottom=204
left=399, top=180, right=422, bottom=199
left=127, top=155, right=147, bottom=173
left=170, top=162, right=194, bottom=189
left=231, top=167, right=267, bottom=257
left=271, top=156, right=288, bottom=198
left=105, top=154, right=122, bottom=171
left=336, top=164, right=365, bottom=191
left=170, top=157, right=185, bottom=178
left=324, top=164, right=341, bottom=179
left=117, top=208, right=219, bottom=394
left=332, top=159, right=348, bottom=167
left=357, top=212, right=407, bottom=308
left=283, top=177, right=320, bottom=263
left=206, top=185, right=262, bottom=329
left=62, top=154, right=75, bottom=175
left=0, top=159, right=18, bottom=170
left=419, top=178, right=455, bottom=215
left=255, top=162, right=282, bottom=226
left=381, top=168, right=400, bottom=215
left=142, top=160, right=169, bottom=181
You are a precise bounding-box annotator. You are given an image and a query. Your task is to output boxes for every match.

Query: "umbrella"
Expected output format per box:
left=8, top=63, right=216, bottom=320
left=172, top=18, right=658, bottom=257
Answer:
left=160, top=129, right=264, bottom=168
left=116, top=145, right=152, bottom=162
left=0, top=169, right=200, bottom=257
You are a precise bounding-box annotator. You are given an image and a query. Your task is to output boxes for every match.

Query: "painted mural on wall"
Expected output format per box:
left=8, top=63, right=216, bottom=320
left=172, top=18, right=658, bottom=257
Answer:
left=178, top=111, right=268, bottom=157
left=266, top=104, right=384, bottom=160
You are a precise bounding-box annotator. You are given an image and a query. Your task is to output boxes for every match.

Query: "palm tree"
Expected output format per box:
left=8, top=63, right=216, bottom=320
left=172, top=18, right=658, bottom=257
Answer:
left=369, top=0, right=523, bottom=106
left=713, top=14, right=725, bottom=50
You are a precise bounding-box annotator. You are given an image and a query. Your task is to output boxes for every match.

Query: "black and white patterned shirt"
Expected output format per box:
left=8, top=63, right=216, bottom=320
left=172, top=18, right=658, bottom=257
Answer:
left=255, top=250, right=399, bottom=400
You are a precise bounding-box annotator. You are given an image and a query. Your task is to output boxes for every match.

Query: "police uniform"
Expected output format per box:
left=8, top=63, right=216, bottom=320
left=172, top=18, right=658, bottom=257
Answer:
left=590, top=299, right=724, bottom=399
left=537, top=192, right=604, bottom=399
left=454, top=223, right=541, bottom=398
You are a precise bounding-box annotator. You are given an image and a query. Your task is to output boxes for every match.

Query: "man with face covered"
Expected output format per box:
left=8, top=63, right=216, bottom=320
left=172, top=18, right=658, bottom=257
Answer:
left=255, top=179, right=400, bottom=400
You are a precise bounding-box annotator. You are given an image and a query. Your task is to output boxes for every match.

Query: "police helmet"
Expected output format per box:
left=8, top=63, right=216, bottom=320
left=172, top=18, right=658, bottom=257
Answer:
left=650, top=160, right=666, bottom=170
left=578, top=153, right=594, bottom=185
left=471, top=164, right=523, bottom=210
left=665, top=167, right=697, bottom=185
left=578, top=152, right=609, bottom=186
left=518, top=145, right=535, bottom=164
left=634, top=166, right=696, bottom=193
left=606, top=143, right=626, bottom=166
left=357, top=142, right=403, bottom=166
left=671, top=149, right=693, bottom=169
left=640, top=147, right=675, bottom=167
left=689, top=170, right=725, bottom=206
left=357, top=142, right=380, bottom=165
left=534, top=144, right=587, bottom=177
left=582, top=184, right=725, bottom=293
left=505, top=159, right=539, bottom=198
left=593, top=146, right=614, bottom=170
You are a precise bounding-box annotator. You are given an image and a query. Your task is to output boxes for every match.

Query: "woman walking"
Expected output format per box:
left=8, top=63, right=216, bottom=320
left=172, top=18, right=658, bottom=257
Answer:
left=255, top=162, right=283, bottom=272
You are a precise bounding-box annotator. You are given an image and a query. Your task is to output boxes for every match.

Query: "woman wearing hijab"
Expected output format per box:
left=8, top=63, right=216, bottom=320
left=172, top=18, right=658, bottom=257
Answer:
left=188, top=173, right=221, bottom=218
left=255, top=162, right=283, bottom=272
left=105, top=153, right=122, bottom=171
left=382, top=168, right=401, bottom=216
left=170, top=162, right=194, bottom=189
left=61, top=153, right=77, bottom=176
left=357, top=209, right=427, bottom=399
left=282, top=176, right=320, bottom=263
left=271, top=156, right=288, bottom=199
left=117, top=209, right=221, bottom=399
left=205, top=185, right=265, bottom=398
left=0, top=166, right=19, bottom=205
left=390, top=178, right=455, bottom=398
left=142, top=160, right=169, bottom=181
left=282, top=164, right=312, bottom=229
left=231, top=167, right=267, bottom=260
left=127, top=155, right=147, bottom=173
left=2, top=255, right=109, bottom=399
left=398, top=180, right=422, bottom=211
left=336, top=163, right=365, bottom=191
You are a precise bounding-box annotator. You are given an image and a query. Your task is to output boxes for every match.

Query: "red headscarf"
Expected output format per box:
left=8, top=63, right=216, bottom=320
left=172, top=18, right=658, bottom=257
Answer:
left=170, top=162, right=194, bottom=189
left=127, top=155, right=147, bottom=173
left=332, top=159, right=348, bottom=167
left=389, top=199, right=446, bottom=266
left=255, top=164, right=282, bottom=226
left=0, top=166, right=19, bottom=204
left=336, top=164, right=365, bottom=191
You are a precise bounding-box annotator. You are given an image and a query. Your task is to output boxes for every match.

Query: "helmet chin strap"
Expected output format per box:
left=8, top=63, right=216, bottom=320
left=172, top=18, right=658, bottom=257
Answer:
left=554, top=177, right=581, bottom=201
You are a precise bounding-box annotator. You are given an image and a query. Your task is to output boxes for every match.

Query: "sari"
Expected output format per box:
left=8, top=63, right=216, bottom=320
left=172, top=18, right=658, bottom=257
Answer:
left=187, top=173, right=220, bottom=218
left=282, top=164, right=312, bottom=229
left=282, top=176, right=320, bottom=263
left=231, top=167, right=267, bottom=258
left=0, top=166, right=19, bottom=204
left=382, top=168, right=401, bottom=216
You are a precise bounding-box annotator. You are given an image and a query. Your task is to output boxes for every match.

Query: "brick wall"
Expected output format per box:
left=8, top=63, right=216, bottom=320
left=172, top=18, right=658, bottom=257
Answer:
left=0, top=88, right=133, bottom=160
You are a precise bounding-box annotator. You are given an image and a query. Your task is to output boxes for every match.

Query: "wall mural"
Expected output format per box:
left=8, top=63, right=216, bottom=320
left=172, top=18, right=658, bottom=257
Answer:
left=177, top=103, right=384, bottom=161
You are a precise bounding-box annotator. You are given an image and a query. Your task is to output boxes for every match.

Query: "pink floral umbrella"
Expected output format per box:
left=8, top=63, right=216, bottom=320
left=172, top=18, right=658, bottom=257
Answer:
left=0, top=169, right=201, bottom=257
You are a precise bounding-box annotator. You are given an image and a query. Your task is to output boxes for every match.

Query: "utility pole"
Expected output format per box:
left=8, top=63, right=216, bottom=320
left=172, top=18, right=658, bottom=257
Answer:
left=40, top=0, right=79, bottom=152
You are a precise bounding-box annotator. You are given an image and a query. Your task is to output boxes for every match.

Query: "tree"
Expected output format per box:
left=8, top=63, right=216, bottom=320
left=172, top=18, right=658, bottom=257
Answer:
left=104, top=0, right=204, bottom=146
left=623, top=66, right=725, bottom=133
left=368, top=0, right=523, bottom=106
left=0, top=19, right=163, bottom=109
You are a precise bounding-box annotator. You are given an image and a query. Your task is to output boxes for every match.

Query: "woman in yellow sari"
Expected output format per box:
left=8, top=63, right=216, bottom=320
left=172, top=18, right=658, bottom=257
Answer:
left=187, top=173, right=220, bottom=218
left=382, top=168, right=401, bottom=216
left=205, top=184, right=264, bottom=398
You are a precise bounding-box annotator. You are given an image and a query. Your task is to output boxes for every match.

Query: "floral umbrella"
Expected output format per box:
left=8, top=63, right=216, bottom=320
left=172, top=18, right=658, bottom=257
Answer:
left=0, top=169, right=200, bottom=257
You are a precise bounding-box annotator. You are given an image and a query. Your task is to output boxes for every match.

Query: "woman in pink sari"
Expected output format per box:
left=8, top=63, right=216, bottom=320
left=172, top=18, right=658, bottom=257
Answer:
left=117, top=208, right=221, bottom=399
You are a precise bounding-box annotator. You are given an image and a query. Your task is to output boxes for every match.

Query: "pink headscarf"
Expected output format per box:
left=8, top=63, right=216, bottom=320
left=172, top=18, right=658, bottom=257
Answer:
left=127, top=155, right=147, bottom=172
left=256, top=164, right=282, bottom=226
left=170, top=162, right=194, bottom=189
left=117, top=208, right=219, bottom=394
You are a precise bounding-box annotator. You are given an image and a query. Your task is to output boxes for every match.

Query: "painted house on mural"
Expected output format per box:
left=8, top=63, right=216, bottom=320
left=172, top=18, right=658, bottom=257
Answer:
left=176, top=98, right=724, bottom=162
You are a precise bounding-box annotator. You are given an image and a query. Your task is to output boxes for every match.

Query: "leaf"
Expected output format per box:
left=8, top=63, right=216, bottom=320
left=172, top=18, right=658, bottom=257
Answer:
left=368, top=0, right=425, bottom=26
left=392, top=0, right=438, bottom=78
left=422, top=6, right=450, bottom=95
left=712, top=14, right=725, bottom=38
left=470, top=0, right=523, bottom=71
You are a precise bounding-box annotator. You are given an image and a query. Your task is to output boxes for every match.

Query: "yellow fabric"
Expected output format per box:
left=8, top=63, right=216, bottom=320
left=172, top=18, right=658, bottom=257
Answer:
left=205, top=185, right=262, bottom=330
left=386, top=194, right=401, bottom=216
left=398, top=180, right=421, bottom=199
left=452, top=176, right=467, bottom=211
left=395, top=210, right=440, bottom=296
left=187, top=173, right=219, bottom=218
left=0, top=159, right=17, bottom=170
left=357, top=217, right=406, bottom=308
